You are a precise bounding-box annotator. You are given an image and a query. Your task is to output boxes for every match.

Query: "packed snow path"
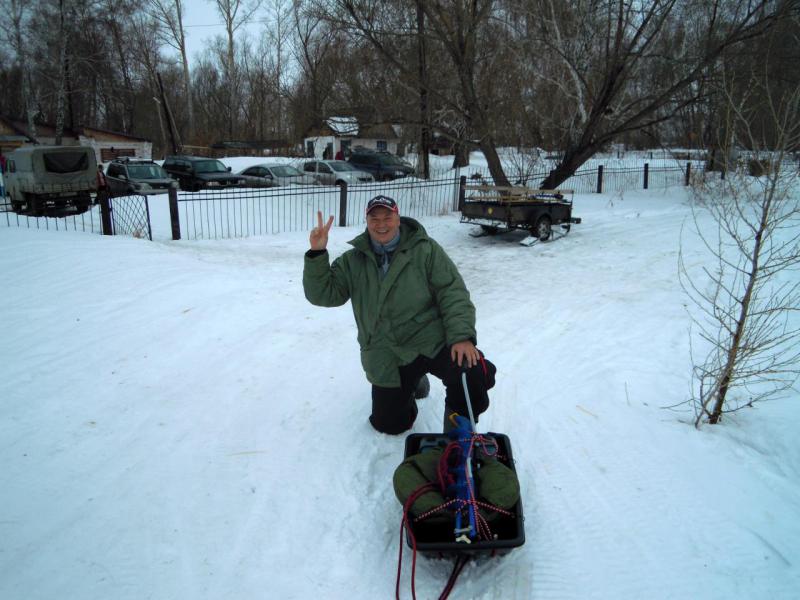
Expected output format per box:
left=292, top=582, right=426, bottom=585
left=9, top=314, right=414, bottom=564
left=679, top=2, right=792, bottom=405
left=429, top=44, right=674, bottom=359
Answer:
left=2, top=188, right=798, bottom=599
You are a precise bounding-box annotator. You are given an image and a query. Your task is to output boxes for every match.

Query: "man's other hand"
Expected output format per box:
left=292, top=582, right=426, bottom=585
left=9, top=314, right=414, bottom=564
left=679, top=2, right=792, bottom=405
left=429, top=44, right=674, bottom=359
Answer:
left=310, top=211, right=334, bottom=250
left=451, top=340, right=479, bottom=368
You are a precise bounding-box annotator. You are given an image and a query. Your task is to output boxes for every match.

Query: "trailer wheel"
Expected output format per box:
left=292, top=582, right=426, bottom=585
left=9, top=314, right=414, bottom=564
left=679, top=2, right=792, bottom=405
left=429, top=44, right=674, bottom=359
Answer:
left=534, top=215, right=552, bottom=241
left=26, top=194, right=41, bottom=217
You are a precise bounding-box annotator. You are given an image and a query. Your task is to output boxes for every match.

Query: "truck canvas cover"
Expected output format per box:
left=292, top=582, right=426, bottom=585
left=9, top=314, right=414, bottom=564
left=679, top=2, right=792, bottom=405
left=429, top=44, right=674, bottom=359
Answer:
left=43, top=150, right=90, bottom=174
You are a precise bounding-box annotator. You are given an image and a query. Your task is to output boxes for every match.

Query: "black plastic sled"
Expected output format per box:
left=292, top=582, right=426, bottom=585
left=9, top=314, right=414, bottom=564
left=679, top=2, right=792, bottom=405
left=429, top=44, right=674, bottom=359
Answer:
left=402, top=432, right=526, bottom=557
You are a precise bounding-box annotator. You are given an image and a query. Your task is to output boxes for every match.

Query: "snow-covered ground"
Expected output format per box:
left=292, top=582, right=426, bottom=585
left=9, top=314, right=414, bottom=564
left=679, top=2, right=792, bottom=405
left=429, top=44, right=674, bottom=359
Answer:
left=1, top=185, right=798, bottom=599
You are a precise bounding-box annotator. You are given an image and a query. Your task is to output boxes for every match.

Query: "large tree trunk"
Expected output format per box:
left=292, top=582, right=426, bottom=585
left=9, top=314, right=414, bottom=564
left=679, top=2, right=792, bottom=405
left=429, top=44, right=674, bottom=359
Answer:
left=540, top=143, right=602, bottom=189
left=416, top=1, right=430, bottom=179
left=479, top=137, right=509, bottom=186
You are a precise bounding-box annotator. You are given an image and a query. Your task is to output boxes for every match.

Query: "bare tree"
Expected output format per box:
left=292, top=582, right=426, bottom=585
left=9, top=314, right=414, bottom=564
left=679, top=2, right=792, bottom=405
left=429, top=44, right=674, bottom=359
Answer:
left=263, top=0, right=293, bottom=138
left=522, top=0, right=787, bottom=189
left=415, top=0, right=430, bottom=178
left=1, top=0, right=37, bottom=137
left=103, top=0, right=139, bottom=133
left=52, top=0, right=69, bottom=144
left=336, top=0, right=512, bottom=186
left=130, top=13, right=171, bottom=153
left=680, top=73, right=800, bottom=427
left=293, top=1, right=338, bottom=130
left=149, top=0, right=195, bottom=139
left=210, top=0, right=263, bottom=137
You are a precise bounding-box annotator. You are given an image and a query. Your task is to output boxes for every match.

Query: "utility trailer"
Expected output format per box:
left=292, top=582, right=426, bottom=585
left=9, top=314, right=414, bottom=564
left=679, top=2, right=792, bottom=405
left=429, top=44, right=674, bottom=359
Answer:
left=460, top=184, right=581, bottom=243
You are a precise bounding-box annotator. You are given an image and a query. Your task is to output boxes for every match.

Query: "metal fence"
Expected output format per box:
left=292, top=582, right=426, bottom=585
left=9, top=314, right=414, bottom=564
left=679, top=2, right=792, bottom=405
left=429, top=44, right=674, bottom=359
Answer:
left=453, top=163, right=689, bottom=194
left=2, top=160, right=702, bottom=243
left=176, top=185, right=340, bottom=240
left=107, top=195, right=153, bottom=240
left=173, top=175, right=462, bottom=240
left=0, top=194, right=152, bottom=240
left=1, top=201, right=104, bottom=234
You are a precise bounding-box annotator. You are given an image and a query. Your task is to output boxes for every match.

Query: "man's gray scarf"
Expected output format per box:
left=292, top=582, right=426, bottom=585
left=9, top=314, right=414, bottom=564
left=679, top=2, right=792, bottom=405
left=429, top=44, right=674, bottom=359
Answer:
left=370, top=231, right=401, bottom=280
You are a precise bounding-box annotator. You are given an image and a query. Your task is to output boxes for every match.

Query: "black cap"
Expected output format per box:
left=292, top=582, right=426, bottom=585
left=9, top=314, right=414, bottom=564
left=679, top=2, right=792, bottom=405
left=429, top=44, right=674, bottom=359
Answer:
left=365, top=195, right=399, bottom=216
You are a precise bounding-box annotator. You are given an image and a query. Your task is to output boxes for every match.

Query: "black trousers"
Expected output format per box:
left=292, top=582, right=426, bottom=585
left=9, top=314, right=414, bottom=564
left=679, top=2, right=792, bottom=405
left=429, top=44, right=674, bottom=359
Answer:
left=369, top=346, right=495, bottom=435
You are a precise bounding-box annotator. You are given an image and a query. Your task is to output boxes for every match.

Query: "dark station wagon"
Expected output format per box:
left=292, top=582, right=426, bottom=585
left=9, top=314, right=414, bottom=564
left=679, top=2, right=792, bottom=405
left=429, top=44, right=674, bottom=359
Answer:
left=162, top=156, right=243, bottom=191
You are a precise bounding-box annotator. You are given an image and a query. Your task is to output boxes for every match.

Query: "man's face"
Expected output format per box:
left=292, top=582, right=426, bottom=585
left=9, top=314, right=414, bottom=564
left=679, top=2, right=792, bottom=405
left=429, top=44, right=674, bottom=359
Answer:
left=366, top=206, right=400, bottom=244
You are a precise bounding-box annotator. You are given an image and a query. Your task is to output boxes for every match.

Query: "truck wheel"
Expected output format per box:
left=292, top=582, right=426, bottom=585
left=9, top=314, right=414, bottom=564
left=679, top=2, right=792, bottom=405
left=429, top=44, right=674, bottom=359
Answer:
left=534, top=215, right=552, bottom=241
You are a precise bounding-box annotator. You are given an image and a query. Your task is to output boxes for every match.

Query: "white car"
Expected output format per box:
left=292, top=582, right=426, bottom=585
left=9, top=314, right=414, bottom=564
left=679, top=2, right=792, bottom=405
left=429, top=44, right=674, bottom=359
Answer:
left=302, top=160, right=375, bottom=186
left=238, top=164, right=320, bottom=187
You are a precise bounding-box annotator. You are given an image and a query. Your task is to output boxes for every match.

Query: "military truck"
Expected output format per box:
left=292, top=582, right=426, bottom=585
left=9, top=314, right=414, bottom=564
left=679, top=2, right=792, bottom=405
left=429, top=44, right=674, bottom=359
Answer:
left=3, top=145, right=97, bottom=216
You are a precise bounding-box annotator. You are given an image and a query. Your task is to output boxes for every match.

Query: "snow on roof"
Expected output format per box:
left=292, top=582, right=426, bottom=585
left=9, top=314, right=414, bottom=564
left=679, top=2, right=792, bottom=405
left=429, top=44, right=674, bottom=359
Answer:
left=326, top=116, right=359, bottom=136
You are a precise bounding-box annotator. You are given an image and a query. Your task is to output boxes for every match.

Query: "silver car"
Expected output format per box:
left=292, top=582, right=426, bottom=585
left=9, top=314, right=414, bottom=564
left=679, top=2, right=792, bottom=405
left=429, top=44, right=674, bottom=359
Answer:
left=237, top=164, right=320, bottom=187
left=302, top=160, right=374, bottom=185
left=106, top=159, right=178, bottom=196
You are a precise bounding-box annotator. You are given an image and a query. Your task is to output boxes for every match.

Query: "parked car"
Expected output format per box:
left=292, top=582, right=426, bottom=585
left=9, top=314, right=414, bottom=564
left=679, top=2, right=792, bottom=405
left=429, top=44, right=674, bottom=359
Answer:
left=162, top=155, right=243, bottom=191
left=105, top=158, right=177, bottom=196
left=347, top=151, right=415, bottom=181
left=3, top=145, right=96, bottom=215
left=237, top=164, right=320, bottom=187
left=301, top=160, right=374, bottom=186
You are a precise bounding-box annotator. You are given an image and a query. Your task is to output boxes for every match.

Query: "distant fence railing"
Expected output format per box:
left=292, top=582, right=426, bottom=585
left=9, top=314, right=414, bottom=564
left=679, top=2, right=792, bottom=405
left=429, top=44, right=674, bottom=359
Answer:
left=454, top=162, right=692, bottom=194
left=171, top=175, right=461, bottom=240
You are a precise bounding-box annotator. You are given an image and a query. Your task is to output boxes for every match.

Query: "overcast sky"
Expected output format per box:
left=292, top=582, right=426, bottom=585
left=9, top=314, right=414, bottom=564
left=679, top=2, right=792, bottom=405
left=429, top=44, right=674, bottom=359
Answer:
left=179, top=1, right=266, bottom=64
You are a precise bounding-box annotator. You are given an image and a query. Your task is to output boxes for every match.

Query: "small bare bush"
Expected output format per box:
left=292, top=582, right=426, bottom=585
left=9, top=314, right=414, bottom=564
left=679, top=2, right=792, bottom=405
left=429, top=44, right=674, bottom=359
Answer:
left=680, top=79, right=800, bottom=427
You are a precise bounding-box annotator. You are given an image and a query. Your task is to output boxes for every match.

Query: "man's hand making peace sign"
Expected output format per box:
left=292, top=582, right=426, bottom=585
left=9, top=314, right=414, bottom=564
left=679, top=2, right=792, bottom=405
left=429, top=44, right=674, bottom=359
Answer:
left=310, top=211, right=334, bottom=250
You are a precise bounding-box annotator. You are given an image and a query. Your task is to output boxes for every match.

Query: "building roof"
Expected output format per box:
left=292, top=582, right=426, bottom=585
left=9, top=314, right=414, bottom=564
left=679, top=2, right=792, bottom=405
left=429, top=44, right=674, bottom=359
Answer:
left=78, top=126, right=150, bottom=143
left=0, top=115, right=37, bottom=143
left=326, top=116, right=359, bottom=136
left=0, top=114, right=150, bottom=143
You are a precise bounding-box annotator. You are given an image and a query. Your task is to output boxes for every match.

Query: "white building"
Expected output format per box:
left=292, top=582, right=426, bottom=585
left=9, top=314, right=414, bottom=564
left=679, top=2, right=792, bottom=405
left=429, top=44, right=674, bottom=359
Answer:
left=303, top=116, right=403, bottom=159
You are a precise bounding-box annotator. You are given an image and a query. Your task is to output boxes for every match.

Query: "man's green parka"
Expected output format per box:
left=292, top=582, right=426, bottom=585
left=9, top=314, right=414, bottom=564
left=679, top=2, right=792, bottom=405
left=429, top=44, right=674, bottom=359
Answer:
left=303, top=217, right=476, bottom=388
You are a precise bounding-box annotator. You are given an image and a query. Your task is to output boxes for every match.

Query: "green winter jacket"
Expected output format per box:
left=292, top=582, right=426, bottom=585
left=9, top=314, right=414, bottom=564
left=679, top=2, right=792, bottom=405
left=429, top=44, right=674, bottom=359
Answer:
left=303, top=217, right=476, bottom=388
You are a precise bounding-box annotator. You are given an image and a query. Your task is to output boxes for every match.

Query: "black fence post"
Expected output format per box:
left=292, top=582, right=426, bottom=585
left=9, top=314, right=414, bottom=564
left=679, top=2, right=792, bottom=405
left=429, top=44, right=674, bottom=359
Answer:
left=685, top=162, right=692, bottom=186
left=457, top=175, right=467, bottom=211
left=596, top=165, right=604, bottom=194
left=643, top=163, right=649, bottom=189
left=99, top=193, right=113, bottom=235
left=338, top=182, right=348, bottom=227
left=168, top=187, right=181, bottom=240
